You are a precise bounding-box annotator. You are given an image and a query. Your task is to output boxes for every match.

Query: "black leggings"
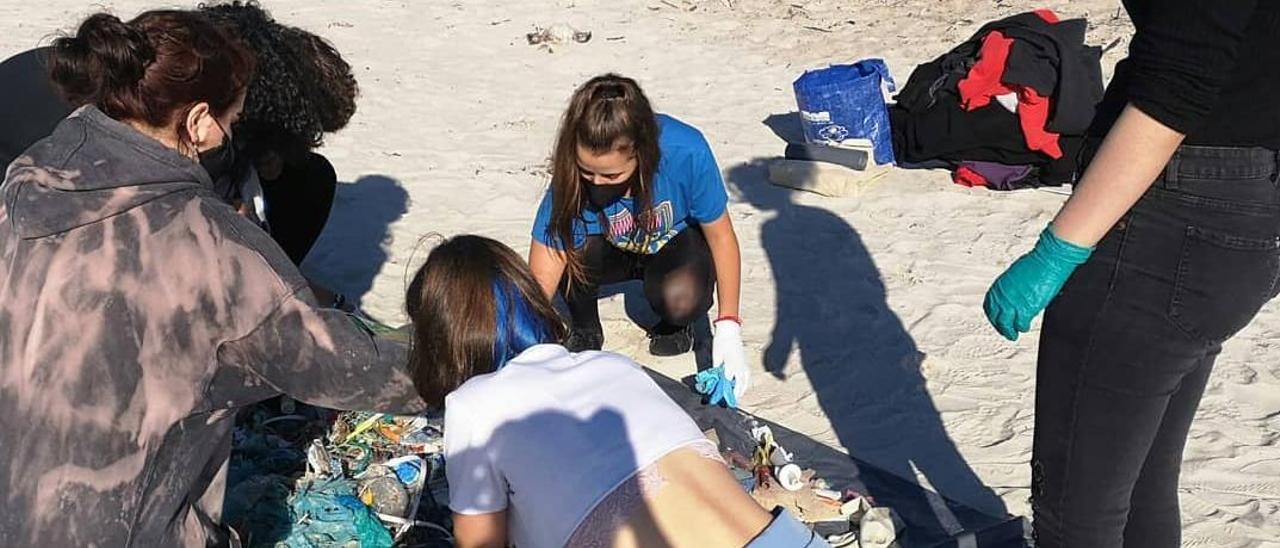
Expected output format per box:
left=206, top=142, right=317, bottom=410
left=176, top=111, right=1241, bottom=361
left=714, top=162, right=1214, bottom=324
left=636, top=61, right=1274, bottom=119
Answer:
left=561, top=226, right=716, bottom=335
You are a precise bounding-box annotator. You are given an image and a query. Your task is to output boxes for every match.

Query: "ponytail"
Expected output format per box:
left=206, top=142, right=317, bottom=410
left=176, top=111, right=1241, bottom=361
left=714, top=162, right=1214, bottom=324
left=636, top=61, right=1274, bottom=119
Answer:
left=546, top=74, right=661, bottom=285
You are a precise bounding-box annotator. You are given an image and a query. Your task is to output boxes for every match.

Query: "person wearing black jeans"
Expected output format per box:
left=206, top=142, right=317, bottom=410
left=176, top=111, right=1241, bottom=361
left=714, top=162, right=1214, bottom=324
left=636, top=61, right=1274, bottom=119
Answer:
left=1034, top=144, right=1280, bottom=547
left=982, top=2, right=1279, bottom=546
left=563, top=226, right=716, bottom=353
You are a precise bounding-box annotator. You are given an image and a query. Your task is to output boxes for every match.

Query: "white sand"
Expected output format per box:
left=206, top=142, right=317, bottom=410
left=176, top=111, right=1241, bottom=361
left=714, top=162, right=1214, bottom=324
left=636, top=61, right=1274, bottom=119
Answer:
left=4, top=1, right=1278, bottom=545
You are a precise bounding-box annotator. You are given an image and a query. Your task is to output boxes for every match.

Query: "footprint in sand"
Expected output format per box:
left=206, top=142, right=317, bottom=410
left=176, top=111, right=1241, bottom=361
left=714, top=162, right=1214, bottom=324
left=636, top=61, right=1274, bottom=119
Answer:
left=1225, top=382, right=1280, bottom=421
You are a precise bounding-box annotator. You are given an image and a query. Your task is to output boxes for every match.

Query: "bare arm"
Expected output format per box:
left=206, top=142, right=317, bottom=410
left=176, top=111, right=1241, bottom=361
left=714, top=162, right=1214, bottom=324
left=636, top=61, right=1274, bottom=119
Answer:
left=1050, top=104, right=1185, bottom=246
left=701, top=212, right=741, bottom=318
left=529, top=239, right=568, bottom=300
left=1053, top=0, right=1261, bottom=243
left=453, top=511, right=508, bottom=548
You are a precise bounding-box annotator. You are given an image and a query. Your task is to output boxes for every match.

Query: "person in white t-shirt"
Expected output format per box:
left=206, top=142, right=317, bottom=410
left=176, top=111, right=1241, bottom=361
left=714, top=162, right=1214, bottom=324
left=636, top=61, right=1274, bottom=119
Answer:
left=403, top=234, right=830, bottom=548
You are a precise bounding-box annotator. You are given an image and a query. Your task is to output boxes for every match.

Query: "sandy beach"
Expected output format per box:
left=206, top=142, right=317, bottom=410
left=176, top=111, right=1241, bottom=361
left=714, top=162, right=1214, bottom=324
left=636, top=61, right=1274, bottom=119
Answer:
left=3, top=1, right=1277, bottom=545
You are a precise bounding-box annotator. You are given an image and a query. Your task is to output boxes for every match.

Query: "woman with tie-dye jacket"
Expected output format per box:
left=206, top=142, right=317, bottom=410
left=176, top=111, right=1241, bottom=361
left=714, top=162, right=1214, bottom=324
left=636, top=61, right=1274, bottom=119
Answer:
left=0, top=10, right=423, bottom=547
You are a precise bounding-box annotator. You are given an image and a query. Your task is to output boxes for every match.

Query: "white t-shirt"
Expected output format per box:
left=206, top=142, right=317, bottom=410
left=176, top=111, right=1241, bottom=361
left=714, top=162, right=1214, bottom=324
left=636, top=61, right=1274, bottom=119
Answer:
left=443, top=344, right=707, bottom=548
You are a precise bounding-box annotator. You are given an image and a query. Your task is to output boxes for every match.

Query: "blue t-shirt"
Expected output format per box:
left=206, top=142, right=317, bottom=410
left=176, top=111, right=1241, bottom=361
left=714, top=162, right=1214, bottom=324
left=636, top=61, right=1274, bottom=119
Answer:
left=531, top=114, right=728, bottom=254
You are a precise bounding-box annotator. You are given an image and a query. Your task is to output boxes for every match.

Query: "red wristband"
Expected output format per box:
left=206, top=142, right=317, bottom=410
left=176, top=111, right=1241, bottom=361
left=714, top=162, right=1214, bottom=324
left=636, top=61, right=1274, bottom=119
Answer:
left=714, top=315, right=742, bottom=325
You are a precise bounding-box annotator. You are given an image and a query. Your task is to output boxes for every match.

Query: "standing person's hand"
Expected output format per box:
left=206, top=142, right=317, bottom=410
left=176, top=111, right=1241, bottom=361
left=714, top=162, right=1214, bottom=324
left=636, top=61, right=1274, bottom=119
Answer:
left=712, top=318, right=750, bottom=400
left=984, top=226, right=1093, bottom=340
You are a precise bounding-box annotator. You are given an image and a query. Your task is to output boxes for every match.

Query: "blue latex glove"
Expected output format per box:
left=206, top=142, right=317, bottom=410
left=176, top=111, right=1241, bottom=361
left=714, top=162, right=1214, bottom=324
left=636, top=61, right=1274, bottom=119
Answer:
left=984, top=225, right=1093, bottom=341
left=694, top=366, right=739, bottom=409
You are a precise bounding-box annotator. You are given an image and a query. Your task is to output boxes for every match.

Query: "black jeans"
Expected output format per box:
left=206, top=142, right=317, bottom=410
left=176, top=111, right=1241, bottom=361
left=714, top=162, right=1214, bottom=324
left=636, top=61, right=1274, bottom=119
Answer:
left=1033, top=145, right=1280, bottom=547
left=562, top=226, right=716, bottom=336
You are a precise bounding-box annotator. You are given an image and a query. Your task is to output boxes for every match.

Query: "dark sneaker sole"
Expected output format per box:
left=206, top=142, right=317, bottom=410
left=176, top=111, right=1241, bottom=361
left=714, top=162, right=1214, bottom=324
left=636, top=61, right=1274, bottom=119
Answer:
left=648, top=330, right=693, bottom=357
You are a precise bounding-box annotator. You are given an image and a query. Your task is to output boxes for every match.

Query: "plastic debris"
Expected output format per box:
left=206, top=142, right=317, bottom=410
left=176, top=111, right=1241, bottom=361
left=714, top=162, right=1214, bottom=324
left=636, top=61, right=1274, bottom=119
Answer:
left=306, top=440, right=337, bottom=478
left=859, top=507, right=904, bottom=548
left=345, top=412, right=386, bottom=444
left=219, top=319, right=911, bottom=547
left=282, top=478, right=394, bottom=548
left=826, top=530, right=859, bottom=547
left=526, top=24, right=592, bottom=51
left=224, top=396, right=450, bottom=547
left=840, top=496, right=872, bottom=521
left=776, top=463, right=805, bottom=491
left=357, top=465, right=410, bottom=516
left=222, top=474, right=295, bottom=545
left=814, top=488, right=843, bottom=502
left=706, top=420, right=907, bottom=541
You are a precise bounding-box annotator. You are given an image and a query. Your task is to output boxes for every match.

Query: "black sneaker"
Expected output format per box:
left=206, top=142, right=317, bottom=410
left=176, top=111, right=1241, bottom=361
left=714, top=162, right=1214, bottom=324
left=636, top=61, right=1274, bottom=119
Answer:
left=648, top=324, right=694, bottom=357
left=565, top=327, right=604, bottom=352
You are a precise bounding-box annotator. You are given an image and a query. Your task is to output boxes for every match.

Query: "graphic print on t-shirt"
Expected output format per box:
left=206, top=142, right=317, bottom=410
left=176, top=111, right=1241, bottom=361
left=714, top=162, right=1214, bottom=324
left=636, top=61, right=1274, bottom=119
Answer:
left=530, top=114, right=729, bottom=255
left=602, top=200, right=675, bottom=254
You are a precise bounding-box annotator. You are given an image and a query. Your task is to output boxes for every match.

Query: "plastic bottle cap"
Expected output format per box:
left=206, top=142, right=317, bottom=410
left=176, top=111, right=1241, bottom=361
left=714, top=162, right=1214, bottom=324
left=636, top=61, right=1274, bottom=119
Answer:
left=777, top=463, right=805, bottom=491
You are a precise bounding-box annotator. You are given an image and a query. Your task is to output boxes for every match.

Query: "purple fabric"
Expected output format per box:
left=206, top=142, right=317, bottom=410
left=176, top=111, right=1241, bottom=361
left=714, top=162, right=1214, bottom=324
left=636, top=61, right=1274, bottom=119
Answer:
left=958, top=161, right=1035, bottom=190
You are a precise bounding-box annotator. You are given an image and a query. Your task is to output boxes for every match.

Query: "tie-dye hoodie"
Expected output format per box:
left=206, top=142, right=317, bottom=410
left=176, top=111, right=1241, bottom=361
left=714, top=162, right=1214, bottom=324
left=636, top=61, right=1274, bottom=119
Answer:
left=0, top=106, right=426, bottom=547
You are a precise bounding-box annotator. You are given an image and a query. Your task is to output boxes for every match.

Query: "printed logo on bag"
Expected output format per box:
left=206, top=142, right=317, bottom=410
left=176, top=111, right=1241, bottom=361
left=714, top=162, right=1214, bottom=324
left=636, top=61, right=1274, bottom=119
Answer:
left=800, top=110, right=832, bottom=123
left=818, top=125, right=850, bottom=142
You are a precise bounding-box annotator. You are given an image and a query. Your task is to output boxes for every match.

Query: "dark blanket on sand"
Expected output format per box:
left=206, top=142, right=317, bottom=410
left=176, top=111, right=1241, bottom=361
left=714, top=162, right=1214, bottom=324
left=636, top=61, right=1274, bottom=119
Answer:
left=648, top=369, right=1028, bottom=548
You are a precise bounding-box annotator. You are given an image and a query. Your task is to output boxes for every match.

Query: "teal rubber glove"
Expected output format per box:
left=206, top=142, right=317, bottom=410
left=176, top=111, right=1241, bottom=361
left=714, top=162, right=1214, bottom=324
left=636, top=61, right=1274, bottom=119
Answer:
left=984, top=226, right=1093, bottom=341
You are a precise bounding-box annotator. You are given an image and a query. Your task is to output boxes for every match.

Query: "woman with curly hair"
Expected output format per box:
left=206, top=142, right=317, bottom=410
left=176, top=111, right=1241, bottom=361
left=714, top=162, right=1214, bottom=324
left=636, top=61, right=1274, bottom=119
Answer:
left=200, top=1, right=359, bottom=268
left=0, top=1, right=358, bottom=276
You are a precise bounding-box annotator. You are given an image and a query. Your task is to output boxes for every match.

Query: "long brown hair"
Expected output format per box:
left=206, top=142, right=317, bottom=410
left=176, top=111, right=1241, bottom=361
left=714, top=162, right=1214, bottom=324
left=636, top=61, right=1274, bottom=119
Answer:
left=405, top=235, right=567, bottom=407
left=545, top=74, right=661, bottom=284
left=49, top=10, right=256, bottom=150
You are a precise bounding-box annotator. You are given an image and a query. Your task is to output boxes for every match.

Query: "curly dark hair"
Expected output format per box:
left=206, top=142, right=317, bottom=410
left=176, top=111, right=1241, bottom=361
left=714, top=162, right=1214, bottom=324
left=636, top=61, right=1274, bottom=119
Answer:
left=199, top=1, right=358, bottom=164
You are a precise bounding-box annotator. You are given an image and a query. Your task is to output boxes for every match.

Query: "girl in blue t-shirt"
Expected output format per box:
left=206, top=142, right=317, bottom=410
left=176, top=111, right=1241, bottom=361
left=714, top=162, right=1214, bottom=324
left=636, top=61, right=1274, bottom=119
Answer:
left=529, top=73, right=749, bottom=399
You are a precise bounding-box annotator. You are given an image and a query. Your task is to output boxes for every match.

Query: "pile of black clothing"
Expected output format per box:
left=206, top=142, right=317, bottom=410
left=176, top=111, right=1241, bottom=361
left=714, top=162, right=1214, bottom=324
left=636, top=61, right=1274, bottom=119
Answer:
left=890, top=10, right=1104, bottom=189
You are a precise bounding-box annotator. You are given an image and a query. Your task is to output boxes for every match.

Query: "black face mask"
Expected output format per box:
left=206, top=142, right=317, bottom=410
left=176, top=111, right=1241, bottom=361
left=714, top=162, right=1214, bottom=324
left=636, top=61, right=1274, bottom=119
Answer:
left=198, top=122, right=238, bottom=184
left=584, top=180, right=631, bottom=210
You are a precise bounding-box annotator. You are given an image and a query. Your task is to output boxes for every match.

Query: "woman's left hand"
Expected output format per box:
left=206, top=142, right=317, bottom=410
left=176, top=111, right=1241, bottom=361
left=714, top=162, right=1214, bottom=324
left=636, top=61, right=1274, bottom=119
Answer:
left=712, top=319, right=750, bottom=400
left=984, top=226, right=1092, bottom=340
left=988, top=103, right=1185, bottom=341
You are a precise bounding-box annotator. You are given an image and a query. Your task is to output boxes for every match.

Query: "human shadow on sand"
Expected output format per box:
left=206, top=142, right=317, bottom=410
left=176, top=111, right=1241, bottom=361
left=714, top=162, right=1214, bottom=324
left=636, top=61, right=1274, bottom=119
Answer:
left=725, top=157, right=1009, bottom=535
left=301, top=174, right=410, bottom=307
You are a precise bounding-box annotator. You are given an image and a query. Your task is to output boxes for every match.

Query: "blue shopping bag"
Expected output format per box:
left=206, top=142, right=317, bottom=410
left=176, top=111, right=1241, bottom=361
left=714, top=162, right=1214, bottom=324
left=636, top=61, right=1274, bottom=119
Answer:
left=793, top=59, right=897, bottom=165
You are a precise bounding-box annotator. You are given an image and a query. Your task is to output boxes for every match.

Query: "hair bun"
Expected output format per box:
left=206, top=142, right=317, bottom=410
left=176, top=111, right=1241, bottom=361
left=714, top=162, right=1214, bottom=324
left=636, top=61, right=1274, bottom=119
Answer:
left=50, top=10, right=255, bottom=130
left=51, top=13, right=156, bottom=106
left=77, top=13, right=155, bottom=81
